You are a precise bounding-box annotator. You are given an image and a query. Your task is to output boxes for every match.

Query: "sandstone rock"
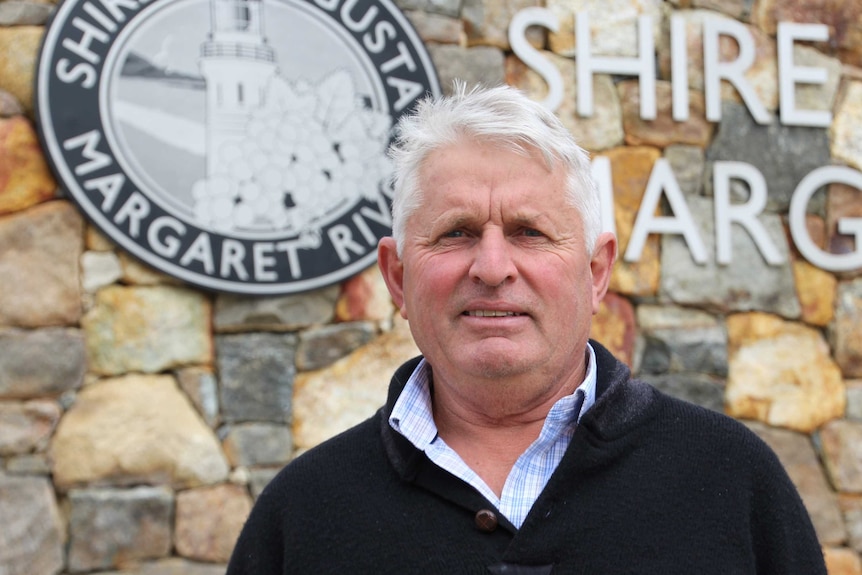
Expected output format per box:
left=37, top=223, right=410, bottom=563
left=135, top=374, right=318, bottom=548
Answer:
left=174, top=483, right=252, bottom=564
left=0, top=116, right=56, bottom=215
left=793, top=260, right=837, bottom=327
left=820, top=419, right=862, bottom=493
left=296, top=321, right=377, bottom=371
left=827, top=181, right=862, bottom=278
left=752, top=0, right=862, bottom=66
left=214, top=285, right=338, bottom=332
left=217, top=332, right=297, bottom=423
left=619, top=80, right=714, bottom=149
left=547, top=0, right=663, bottom=58
left=51, top=374, right=229, bottom=490
left=462, top=0, right=541, bottom=49
left=81, top=250, right=123, bottom=293
left=831, top=278, right=862, bottom=377
left=599, top=146, right=661, bottom=296
left=747, top=421, right=846, bottom=545
left=0, top=201, right=83, bottom=327
left=0, top=399, right=60, bottom=456
left=294, top=316, right=420, bottom=450
left=590, top=291, right=636, bottom=367
left=427, top=44, right=505, bottom=94
left=506, top=53, right=624, bottom=151
left=67, top=486, right=173, bottom=572
left=0, top=473, right=64, bottom=575
left=823, top=547, right=862, bottom=575
left=82, top=285, right=212, bottom=376
left=0, top=26, right=42, bottom=113
left=222, top=422, right=292, bottom=467
left=404, top=9, right=463, bottom=44
left=104, top=558, right=228, bottom=575
left=0, top=327, right=86, bottom=398
left=726, top=312, right=844, bottom=432
left=335, top=265, right=395, bottom=323
left=832, top=81, right=862, bottom=171
left=117, top=251, right=180, bottom=286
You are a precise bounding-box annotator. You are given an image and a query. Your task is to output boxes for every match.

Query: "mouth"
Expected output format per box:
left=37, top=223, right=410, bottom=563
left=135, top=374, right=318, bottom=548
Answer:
left=463, top=310, right=525, bottom=317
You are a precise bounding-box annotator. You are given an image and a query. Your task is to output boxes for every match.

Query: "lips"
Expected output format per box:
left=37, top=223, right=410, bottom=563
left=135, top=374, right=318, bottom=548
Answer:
left=463, top=310, right=524, bottom=317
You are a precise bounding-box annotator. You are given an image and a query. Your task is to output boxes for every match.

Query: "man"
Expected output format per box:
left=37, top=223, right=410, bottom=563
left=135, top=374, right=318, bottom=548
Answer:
left=227, top=83, right=826, bottom=574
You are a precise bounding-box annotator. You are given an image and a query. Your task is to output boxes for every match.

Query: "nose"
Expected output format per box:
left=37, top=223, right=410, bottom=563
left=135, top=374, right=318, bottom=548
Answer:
left=468, top=229, right=518, bottom=287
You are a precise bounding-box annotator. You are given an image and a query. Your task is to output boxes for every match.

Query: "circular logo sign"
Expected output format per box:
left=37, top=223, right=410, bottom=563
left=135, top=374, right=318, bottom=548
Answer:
left=36, top=0, right=439, bottom=295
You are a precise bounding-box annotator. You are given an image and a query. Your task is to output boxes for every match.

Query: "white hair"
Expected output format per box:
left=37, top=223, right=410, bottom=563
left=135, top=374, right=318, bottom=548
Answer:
left=387, top=81, right=601, bottom=256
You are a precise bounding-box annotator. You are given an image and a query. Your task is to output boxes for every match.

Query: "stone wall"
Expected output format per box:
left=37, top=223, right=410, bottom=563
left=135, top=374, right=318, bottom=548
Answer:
left=1, top=0, right=861, bottom=573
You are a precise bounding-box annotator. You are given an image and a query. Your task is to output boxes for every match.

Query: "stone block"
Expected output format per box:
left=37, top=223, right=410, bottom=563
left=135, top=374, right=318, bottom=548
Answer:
left=0, top=473, right=63, bottom=575
left=0, top=116, right=56, bottom=215
left=82, top=285, right=213, bottom=376
left=0, top=201, right=84, bottom=327
left=217, top=332, right=297, bottom=423
left=175, top=483, right=252, bottom=564
left=51, top=374, right=229, bottom=490
left=296, top=321, right=377, bottom=371
left=67, top=486, right=173, bottom=572
left=726, top=312, right=845, bottom=432
left=0, top=327, right=86, bottom=398
left=214, top=285, right=338, bottom=332
left=222, top=422, right=292, bottom=467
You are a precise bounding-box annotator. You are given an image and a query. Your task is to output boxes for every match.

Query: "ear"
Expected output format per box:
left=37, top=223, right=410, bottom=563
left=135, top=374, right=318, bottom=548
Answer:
left=377, top=237, right=408, bottom=319
left=590, top=231, right=617, bottom=315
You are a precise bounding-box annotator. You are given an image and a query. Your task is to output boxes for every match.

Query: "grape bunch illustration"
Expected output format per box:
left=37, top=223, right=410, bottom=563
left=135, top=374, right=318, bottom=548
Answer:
left=192, top=70, right=393, bottom=236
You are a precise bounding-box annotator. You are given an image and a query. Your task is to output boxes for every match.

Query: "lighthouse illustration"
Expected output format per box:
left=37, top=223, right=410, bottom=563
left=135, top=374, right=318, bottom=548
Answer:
left=199, top=0, right=276, bottom=177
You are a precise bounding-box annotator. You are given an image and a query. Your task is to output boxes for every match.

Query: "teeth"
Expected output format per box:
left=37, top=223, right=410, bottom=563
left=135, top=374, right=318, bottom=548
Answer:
left=466, top=310, right=519, bottom=317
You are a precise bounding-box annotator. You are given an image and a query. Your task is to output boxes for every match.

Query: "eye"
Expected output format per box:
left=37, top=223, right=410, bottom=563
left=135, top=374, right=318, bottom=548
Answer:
left=444, top=229, right=465, bottom=238
left=522, top=228, right=544, bottom=237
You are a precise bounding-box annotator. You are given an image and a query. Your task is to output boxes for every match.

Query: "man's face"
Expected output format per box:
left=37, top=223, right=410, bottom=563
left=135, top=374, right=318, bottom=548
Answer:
left=379, top=140, right=615, bottom=397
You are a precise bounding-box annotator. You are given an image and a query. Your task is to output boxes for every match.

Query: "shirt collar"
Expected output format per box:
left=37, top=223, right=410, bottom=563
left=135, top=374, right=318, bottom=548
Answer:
left=389, top=343, right=598, bottom=448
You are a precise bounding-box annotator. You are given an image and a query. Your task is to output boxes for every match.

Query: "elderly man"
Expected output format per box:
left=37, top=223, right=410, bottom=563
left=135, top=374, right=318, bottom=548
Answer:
left=227, top=83, right=825, bottom=574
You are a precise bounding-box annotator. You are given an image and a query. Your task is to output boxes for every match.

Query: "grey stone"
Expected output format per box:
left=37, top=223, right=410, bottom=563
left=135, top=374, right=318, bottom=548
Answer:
left=222, top=422, right=292, bottom=467
left=213, top=286, right=339, bottom=332
left=427, top=44, right=505, bottom=94
left=176, top=367, right=220, bottom=428
left=109, top=558, right=228, bottom=575
left=705, top=102, right=830, bottom=214
left=847, top=383, right=862, bottom=422
left=640, top=373, right=726, bottom=413
left=395, top=0, right=462, bottom=18
left=747, top=421, right=847, bottom=546
left=664, top=145, right=705, bottom=197
left=5, top=452, right=51, bottom=475
left=660, top=196, right=801, bottom=318
left=248, top=467, right=282, bottom=500
left=0, top=327, right=86, bottom=399
left=0, top=473, right=64, bottom=575
left=0, top=1, right=54, bottom=25
left=217, top=333, right=297, bottom=423
left=67, top=486, right=174, bottom=573
left=296, top=321, right=376, bottom=371
left=638, top=328, right=727, bottom=376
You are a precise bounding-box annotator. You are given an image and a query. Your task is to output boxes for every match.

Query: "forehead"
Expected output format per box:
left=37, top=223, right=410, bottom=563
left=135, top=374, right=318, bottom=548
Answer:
left=416, top=140, right=570, bottom=215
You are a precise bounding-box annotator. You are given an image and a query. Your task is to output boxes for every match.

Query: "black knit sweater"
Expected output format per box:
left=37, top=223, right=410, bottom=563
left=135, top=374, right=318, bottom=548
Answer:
left=227, top=342, right=826, bottom=574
